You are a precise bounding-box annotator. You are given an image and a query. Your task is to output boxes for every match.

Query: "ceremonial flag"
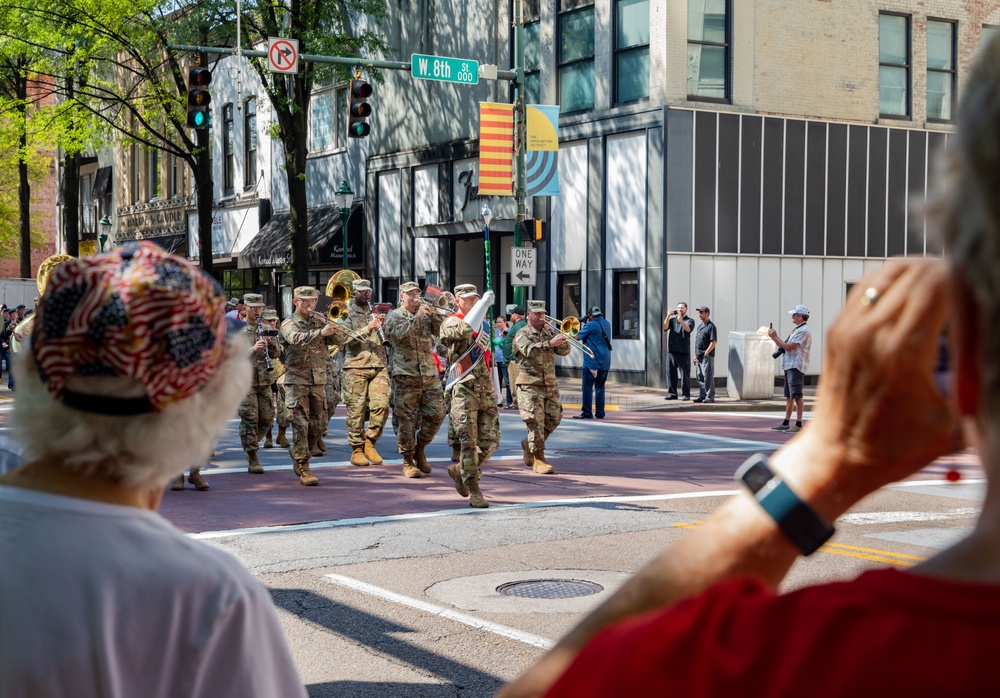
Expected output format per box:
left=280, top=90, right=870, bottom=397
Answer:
left=526, top=104, right=560, bottom=196
left=478, top=102, right=513, bottom=196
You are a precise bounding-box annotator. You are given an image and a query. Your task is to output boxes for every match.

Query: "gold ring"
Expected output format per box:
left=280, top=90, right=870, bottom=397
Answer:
left=860, top=287, right=880, bottom=306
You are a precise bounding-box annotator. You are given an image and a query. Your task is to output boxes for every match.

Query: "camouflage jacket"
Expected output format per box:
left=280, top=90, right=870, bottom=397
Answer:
left=242, top=320, right=277, bottom=388
left=383, top=306, right=443, bottom=378
left=439, top=313, right=492, bottom=392
left=338, top=301, right=388, bottom=370
left=512, top=322, right=571, bottom=388
left=279, top=312, right=337, bottom=385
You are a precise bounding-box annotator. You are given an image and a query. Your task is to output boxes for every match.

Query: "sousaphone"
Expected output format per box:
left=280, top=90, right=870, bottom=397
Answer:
left=324, top=269, right=361, bottom=320
left=10, top=253, right=74, bottom=353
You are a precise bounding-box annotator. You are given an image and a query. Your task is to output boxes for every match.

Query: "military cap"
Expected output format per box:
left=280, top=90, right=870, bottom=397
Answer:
left=353, top=279, right=373, bottom=292
left=229, top=297, right=242, bottom=306
left=293, top=286, right=319, bottom=300
left=527, top=300, right=546, bottom=313
left=454, top=284, right=480, bottom=299
left=243, top=293, right=265, bottom=307
left=261, top=308, right=279, bottom=321
left=399, top=281, right=420, bottom=294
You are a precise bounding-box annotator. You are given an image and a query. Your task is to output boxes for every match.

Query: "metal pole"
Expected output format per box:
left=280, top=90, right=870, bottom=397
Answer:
left=340, top=208, right=349, bottom=269
left=512, top=1, right=527, bottom=308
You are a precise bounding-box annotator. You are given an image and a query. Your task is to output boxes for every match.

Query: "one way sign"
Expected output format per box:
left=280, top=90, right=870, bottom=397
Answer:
left=511, top=247, right=536, bottom=287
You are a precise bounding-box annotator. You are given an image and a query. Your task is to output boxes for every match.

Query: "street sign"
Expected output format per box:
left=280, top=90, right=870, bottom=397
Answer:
left=411, top=54, right=479, bottom=85
left=511, top=247, right=536, bottom=287
left=268, top=38, right=299, bottom=74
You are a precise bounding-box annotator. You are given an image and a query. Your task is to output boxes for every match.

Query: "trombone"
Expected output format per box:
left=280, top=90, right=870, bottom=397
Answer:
left=305, top=309, right=371, bottom=343
left=544, top=315, right=595, bottom=359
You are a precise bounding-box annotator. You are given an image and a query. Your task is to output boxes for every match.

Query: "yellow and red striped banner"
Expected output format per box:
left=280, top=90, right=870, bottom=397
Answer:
left=478, top=102, right=513, bottom=196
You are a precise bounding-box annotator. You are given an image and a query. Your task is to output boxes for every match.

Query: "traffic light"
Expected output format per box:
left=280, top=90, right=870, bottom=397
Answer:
left=522, top=218, right=544, bottom=242
left=186, top=54, right=212, bottom=129
left=347, top=78, right=372, bottom=139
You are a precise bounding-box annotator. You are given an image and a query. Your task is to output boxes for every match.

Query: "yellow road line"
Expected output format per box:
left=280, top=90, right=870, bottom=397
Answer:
left=823, top=542, right=925, bottom=561
left=818, top=546, right=915, bottom=567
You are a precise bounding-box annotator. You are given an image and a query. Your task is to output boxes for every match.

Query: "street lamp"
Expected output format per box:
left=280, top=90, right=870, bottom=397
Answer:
left=481, top=203, right=492, bottom=228
left=98, top=215, right=111, bottom=253
left=335, top=180, right=353, bottom=270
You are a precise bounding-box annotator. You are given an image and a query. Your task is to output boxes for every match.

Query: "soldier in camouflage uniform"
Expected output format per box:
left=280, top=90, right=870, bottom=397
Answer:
left=323, top=346, right=344, bottom=435
left=261, top=308, right=290, bottom=449
left=280, top=286, right=341, bottom=486
left=384, top=281, right=446, bottom=478
left=338, top=279, right=390, bottom=467
left=237, top=294, right=277, bottom=474
left=512, top=299, right=570, bottom=474
left=439, top=284, right=499, bottom=508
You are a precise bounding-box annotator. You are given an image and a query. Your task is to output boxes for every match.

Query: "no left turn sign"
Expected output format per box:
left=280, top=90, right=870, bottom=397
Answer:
left=268, top=37, right=299, bottom=74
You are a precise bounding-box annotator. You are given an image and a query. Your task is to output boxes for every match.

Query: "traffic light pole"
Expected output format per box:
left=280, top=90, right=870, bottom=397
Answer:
left=512, top=2, right=527, bottom=310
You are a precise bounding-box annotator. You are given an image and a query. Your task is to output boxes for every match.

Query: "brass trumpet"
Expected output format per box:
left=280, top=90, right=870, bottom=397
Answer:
left=544, top=314, right=595, bottom=359
left=418, top=284, right=458, bottom=316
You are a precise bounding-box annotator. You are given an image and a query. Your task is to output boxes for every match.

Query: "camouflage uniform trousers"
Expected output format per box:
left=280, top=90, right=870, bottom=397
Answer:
left=285, top=384, right=326, bottom=462
left=341, top=367, right=390, bottom=447
left=239, top=384, right=275, bottom=454
left=323, top=366, right=342, bottom=436
left=451, top=382, right=500, bottom=483
left=274, top=383, right=289, bottom=429
left=445, top=384, right=460, bottom=451
left=391, top=375, right=446, bottom=454
left=516, top=383, right=563, bottom=453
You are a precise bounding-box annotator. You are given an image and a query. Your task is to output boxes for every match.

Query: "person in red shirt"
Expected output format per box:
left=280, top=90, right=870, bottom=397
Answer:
left=501, top=38, right=1000, bottom=698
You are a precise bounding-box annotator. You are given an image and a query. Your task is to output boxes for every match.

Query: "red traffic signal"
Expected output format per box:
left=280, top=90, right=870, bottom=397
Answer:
left=347, top=79, right=372, bottom=139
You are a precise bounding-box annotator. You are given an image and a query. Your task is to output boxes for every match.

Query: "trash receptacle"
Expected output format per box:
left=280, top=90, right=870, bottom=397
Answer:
left=727, top=331, right=775, bottom=400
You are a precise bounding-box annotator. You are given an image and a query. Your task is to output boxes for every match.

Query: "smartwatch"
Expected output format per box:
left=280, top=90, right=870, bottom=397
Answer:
left=735, top=453, right=835, bottom=556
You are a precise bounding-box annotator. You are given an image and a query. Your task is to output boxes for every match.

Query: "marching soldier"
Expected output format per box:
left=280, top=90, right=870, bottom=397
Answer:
left=439, top=284, right=499, bottom=508
left=384, top=281, right=446, bottom=478
left=339, top=279, right=390, bottom=467
left=261, top=307, right=290, bottom=449
left=512, top=300, right=571, bottom=474
left=323, top=346, right=344, bottom=436
left=280, top=286, right=340, bottom=486
left=238, top=294, right=276, bottom=474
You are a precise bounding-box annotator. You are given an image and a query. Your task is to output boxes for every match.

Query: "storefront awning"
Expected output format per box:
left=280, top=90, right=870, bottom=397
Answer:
left=409, top=218, right=516, bottom=238
left=238, top=202, right=363, bottom=269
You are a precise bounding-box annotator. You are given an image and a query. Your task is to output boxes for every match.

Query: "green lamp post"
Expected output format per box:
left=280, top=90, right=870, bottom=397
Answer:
left=335, top=181, right=354, bottom=270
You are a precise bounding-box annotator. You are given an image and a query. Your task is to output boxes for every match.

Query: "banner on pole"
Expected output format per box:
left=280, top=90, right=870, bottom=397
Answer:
left=478, top=103, right=514, bottom=196
left=526, top=104, right=560, bottom=196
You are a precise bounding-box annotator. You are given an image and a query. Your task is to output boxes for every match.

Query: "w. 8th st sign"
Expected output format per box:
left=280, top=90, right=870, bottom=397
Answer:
left=411, top=54, right=479, bottom=85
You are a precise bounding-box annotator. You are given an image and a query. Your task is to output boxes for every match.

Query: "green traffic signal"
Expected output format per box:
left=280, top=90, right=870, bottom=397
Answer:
left=347, top=78, right=372, bottom=139
left=186, top=63, right=212, bottom=130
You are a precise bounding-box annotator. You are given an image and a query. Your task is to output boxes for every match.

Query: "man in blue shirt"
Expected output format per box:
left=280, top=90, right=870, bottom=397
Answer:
left=692, top=306, right=718, bottom=403
left=574, top=307, right=613, bottom=419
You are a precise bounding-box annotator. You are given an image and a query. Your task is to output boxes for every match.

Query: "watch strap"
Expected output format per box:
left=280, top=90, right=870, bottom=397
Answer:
left=756, top=478, right=835, bottom=555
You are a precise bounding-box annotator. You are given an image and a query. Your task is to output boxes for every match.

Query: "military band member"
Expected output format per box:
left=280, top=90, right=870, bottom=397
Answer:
left=280, top=286, right=340, bottom=486
left=512, top=299, right=570, bottom=474
left=323, top=346, right=344, bottom=439
left=439, top=284, right=499, bottom=508
left=237, top=294, right=276, bottom=474
left=384, top=281, right=446, bottom=478
left=261, top=307, right=290, bottom=449
left=339, top=279, right=391, bottom=467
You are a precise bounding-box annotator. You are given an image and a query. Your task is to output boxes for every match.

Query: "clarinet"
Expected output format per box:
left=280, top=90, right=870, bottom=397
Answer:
left=256, top=322, right=274, bottom=371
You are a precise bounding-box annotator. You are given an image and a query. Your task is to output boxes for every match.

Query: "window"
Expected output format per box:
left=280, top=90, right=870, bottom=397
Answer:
left=927, top=20, right=956, bottom=122
left=147, top=149, right=160, bottom=200
left=222, top=103, right=235, bottom=194
left=311, top=91, right=336, bottom=151
left=612, top=270, right=639, bottom=339
left=984, top=24, right=1000, bottom=47
left=879, top=13, right=910, bottom=117
left=687, top=0, right=730, bottom=101
left=524, top=21, right=542, bottom=104
left=131, top=144, right=140, bottom=204
left=169, top=154, right=180, bottom=199
left=558, top=0, right=595, bottom=113
left=244, top=97, right=258, bottom=188
left=615, top=0, right=649, bottom=104
left=556, top=272, right=582, bottom=321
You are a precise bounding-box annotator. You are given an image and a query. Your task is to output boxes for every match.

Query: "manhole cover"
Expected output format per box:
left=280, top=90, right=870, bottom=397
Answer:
left=496, top=579, right=604, bottom=599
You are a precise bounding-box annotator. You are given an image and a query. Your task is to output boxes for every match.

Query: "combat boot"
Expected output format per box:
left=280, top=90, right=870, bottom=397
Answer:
left=298, top=462, right=319, bottom=486
left=170, top=473, right=185, bottom=491
left=402, top=453, right=422, bottom=479
left=447, top=463, right=470, bottom=497
left=532, top=450, right=555, bottom=475
left=414, top=443, right=432, bottom=474
left=276, top=426, right=290, bottom=448
left=247, top=451, right=264, bottom=474
left=363, top=438, right=383, bottom=465
left=468, top=479, right=489, bottom=508
left=292, top=459, right=304, bottom=477
left=521, top=438, right=535, bottom=467
left=188, top=468, right=210, bottom=490
left=451, top=446, right=461, bottom=462
left=350, top=446, right=369, bottom=467
left=316, top=439, right=326, bottom=454
left=263, top=429, right=273, bottom=448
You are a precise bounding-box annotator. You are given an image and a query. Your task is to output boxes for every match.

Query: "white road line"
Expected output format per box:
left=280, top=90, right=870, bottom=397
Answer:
left=839, top=508, right=981, bottom=525
left=658, top=445, right=778, bottom=455
left=324, top=573, right=555, bottom=650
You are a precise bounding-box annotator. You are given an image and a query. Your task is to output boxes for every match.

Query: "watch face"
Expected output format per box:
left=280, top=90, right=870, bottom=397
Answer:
left=736, top=454, right=775, bottom=494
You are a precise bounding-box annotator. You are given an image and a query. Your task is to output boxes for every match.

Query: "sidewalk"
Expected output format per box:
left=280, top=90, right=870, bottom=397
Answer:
left=555, top=375, right=817, bottom=414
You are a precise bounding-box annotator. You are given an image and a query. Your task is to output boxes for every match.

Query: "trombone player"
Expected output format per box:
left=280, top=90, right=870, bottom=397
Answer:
left=384, top=281, right=446, bottom=478
left=512, top=300, right=571, bottom=474
left=339, top=278, right=390, bottom=467
left=238, top=294, right=276, bottom=475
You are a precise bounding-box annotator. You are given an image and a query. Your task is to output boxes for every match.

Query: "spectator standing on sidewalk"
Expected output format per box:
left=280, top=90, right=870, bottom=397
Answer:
left=573, top=307, right=612, bottom=419
left=503, top=305, right=527, bottom=392
left=662, top=302, right=694, bottom=400
left=493, top=316, right=513, bottom=408
left=692, top=307, right=718, bottom=403
left=768, top=304, right=812, bottom=432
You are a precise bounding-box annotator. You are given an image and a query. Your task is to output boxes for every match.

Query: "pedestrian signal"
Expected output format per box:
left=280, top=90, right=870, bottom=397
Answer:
left=347, top=79, right=372, bottom=139
left=522, top=218, right=544, bottom=242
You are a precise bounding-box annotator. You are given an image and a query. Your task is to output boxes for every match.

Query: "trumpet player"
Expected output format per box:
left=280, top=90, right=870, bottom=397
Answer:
left=238, top=294, right=275, bottom=475
left=512, top=300, right=571, bottom=474
left=280, top=287, right=341, bottom=486
left=339, top=278, right=390, bottom=467
left=384, top=281, right=446, bottom=478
